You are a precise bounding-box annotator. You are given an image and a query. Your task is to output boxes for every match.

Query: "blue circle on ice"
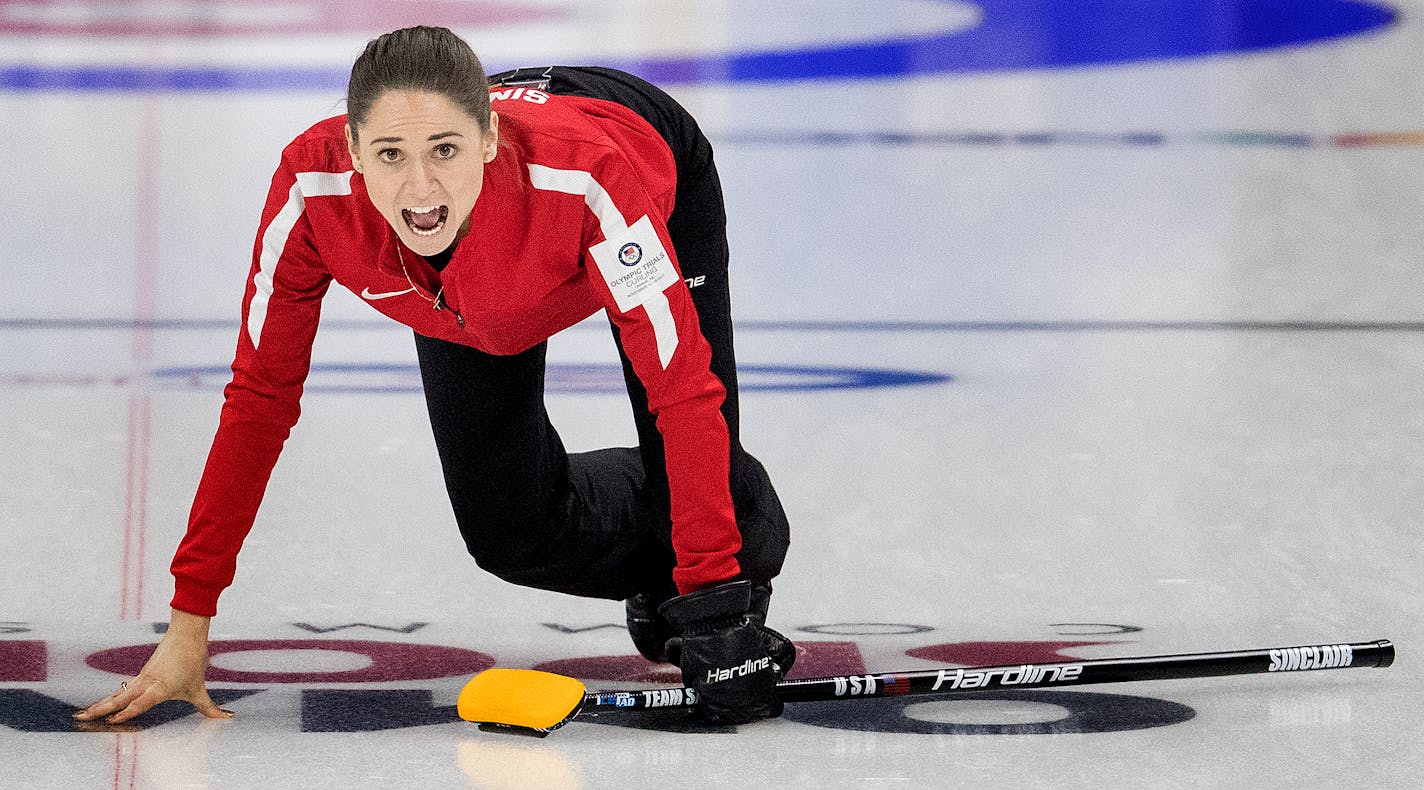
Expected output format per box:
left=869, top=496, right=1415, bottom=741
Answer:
left=621, top=0, right=1398, bottom=83
left=0, top=0, right=1397, bottom=91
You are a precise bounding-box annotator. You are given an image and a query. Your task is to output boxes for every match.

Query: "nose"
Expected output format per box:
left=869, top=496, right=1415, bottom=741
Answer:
left=406, top=157, right=437, bottom=197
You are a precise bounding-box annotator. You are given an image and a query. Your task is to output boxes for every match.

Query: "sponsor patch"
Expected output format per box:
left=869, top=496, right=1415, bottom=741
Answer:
left=588, top=215, right=679, bottom=313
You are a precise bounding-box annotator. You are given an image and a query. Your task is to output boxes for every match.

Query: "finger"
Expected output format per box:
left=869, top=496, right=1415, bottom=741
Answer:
left=74, top=684, right=139, bottom=720
left=187, top=685, right=235, bottom=719
left=191, top=694, right=235, bottom=720
left=106, top=684, right=169, bottom=724
left=73, top=699, right=114, bottom=720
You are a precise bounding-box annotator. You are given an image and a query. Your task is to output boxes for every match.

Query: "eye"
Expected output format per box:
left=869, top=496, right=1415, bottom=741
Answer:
left=377, top=148, right=401, bottom=163
left=433, top=143, right=458, bottom=159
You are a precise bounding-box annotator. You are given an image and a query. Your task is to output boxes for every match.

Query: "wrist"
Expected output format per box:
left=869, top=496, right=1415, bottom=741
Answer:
left=166, top=608, right=212, bottom=640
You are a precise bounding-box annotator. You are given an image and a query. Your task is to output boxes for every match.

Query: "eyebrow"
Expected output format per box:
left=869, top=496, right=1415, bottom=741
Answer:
left=368, top=131, right=465, bottom=145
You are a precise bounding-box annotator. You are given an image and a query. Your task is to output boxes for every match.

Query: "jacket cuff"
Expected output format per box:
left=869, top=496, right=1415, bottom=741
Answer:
left=170, top=577, right=224, bottom=618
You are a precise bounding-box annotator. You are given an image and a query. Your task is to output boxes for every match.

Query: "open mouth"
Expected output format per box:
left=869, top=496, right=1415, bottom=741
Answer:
left=401, top=205, right=449, bottom=237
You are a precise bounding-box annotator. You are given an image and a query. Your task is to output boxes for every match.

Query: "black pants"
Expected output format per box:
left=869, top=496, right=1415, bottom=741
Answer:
left=414, top=66, right=790, bottom=601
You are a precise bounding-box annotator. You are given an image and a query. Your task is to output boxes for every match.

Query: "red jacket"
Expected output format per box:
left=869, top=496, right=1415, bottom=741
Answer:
left=171, top=91, right=739, bottom=616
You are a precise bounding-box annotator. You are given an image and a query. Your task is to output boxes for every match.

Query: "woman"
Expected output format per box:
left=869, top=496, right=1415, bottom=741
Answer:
left=76, top=26, right=792, bottom=726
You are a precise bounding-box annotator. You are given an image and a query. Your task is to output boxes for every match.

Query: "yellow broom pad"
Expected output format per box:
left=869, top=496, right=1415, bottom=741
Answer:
left=458, top=668, right=587, bottom=730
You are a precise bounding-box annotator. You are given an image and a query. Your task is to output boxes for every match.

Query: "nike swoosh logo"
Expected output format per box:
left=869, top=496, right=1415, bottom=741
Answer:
left=361, top=287, right=417, bottom=300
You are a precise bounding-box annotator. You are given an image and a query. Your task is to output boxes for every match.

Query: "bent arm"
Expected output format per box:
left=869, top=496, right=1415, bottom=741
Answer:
left=570, top=155, right=742, bottom=593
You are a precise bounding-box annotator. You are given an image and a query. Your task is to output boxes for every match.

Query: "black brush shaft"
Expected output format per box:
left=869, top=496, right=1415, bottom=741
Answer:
left=579, top=639, right=1393, bottom=714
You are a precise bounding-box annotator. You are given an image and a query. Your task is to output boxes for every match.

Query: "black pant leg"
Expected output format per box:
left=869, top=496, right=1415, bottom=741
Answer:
left=414, top=333, right=673, bottom=599
left=414, top=335, right=566, bottom=553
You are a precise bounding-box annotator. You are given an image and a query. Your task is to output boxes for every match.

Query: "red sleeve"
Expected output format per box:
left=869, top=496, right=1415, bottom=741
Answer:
left=569, top=151, right=742, bottom=594
left=169, top=151, right=335, bottom=616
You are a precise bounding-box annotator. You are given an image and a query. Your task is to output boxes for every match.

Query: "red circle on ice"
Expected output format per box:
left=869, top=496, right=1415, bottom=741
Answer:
left=0, top=1, right=563, bottom=36
left=87, top=639, right=497, bottom=682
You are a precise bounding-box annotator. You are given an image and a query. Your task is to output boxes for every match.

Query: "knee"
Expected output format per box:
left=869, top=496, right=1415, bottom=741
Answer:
left=732, top=454, right=791, bottom=582
left=462, top=529, right=558, bottom=588
left=453, top=500, right=566, bottom=579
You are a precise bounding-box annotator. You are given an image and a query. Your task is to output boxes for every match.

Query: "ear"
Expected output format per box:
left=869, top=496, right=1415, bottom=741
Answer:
left=483, top=111, right=500, bottom=163
left=344, top=123, right=363, bottom=173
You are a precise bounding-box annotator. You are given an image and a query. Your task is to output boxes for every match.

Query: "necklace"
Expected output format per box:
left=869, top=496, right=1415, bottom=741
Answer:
left=396, top=243, right=464, bottom=328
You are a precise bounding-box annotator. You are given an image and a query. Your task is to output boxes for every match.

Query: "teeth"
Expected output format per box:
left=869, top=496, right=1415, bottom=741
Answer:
left=402, top=205, right=447, bottom=236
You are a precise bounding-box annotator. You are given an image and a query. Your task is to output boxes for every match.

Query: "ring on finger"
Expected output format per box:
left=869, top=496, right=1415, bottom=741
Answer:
left=120, top=681, right=128, bottom=692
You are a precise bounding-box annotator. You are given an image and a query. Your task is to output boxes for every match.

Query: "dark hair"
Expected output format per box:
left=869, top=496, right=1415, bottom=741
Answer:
left=347, top=26, right=491, bottom=141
